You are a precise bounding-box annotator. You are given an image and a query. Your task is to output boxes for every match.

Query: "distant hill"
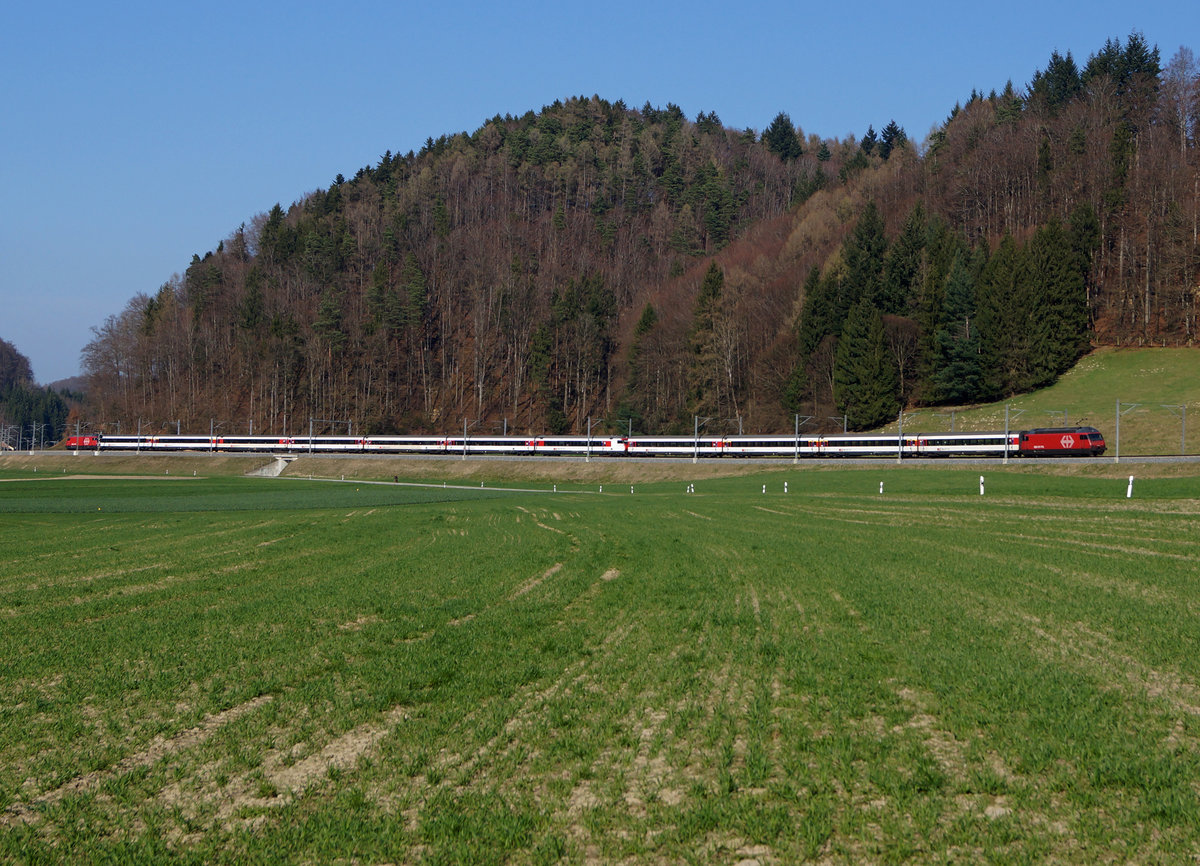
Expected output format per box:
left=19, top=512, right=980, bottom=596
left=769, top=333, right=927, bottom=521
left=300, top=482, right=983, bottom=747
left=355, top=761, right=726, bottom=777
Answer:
left=48, top=376, right=87, bottom=394
left=79, top=33, right=1198, bottom=437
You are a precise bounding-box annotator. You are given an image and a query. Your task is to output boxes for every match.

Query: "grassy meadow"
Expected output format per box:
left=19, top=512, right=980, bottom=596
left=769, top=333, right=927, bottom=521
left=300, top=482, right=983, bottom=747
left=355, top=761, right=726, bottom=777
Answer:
left=881, top=346, right=1199, bottom=456
left=3, top=461, right=1200, bottom=863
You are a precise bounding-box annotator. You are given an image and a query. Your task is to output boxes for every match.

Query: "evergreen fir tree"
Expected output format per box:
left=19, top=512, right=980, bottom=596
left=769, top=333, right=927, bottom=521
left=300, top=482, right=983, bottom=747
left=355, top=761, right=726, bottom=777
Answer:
left=974, top=235, right=1022, bottom=397
left=842, top=201, right=888, bottom=309
left=878, top=120, right=907, bottom=160
left=1023, top=219, right=1088, bottom=382
left=1030, top=49, right=1082, bottom=111
left=912, top=216, right=968, bottom=400
left=930, top=253, right=983, bottom=403
left=860, top=125, right=878, bottom=156
left=880, top=202, right=926, bottom=315
left=796, top=266, right=835, bottom=357
left=762, top=112, right=803, bottom=161
left=834, top=301, right=900, bottom=430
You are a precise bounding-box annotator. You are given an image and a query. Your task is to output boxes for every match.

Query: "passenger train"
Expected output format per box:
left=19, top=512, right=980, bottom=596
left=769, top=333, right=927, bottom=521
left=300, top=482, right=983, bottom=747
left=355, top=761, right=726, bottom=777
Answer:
left=62, top=426, right=1106, bottom=458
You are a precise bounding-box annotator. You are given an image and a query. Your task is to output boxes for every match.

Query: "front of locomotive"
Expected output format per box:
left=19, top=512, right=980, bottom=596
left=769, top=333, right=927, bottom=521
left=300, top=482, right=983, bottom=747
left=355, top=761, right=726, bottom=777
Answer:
left=1082, top=427, right=1107, bottom=456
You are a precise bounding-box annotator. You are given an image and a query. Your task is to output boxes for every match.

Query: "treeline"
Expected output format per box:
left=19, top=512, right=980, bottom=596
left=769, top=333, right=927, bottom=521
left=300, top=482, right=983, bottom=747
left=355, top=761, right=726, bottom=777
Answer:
left=0, top=337, right=71, bottom=447
left=81, top=33, right=1199, bottom=435
left=786, top=202, right=1096, bottom=429
left=82, top=96, right=833, bottom=435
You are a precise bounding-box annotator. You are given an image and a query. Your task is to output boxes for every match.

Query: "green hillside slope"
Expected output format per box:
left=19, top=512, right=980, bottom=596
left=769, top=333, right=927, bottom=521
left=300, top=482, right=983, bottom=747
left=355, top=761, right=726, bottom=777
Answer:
left=884, top=348, right=1199, bottom=456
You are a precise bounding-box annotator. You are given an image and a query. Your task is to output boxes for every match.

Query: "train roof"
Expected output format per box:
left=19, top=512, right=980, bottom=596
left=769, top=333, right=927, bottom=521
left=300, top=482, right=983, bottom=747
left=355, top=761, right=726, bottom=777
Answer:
left=1023, top=426, right=1100, bottom=434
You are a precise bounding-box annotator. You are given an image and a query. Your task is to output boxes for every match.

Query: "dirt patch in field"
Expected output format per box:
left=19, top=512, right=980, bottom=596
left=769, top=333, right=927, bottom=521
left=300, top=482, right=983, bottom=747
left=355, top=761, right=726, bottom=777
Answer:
left=510, top=562, right=564, bottom=599
left=160, top=705, right=410, bottom=829
left=1023, top=614, right=1200, bottom=719
left=2, top=695, right=273, bottom=828
left=893, top=686, right=970, bottom=784
left=337, top=614, right=380, bottom=631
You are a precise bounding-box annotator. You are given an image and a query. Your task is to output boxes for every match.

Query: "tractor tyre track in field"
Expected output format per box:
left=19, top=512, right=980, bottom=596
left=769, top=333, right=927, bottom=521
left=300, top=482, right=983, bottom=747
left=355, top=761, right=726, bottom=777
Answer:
left=2, top=695, right=273, bottom=829
left=159, top=704, right=413, bottom=832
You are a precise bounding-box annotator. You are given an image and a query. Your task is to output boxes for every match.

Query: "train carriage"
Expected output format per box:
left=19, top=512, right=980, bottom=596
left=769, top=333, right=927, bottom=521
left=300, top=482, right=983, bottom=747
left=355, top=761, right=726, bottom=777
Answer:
left=444, top=436, right=537, bottom=456
left=911, top=432, right=1017, bottom=457
left=816, top=435, right=910, bottom=458
left=624, top=436, right=725, bottom=457
left=721, top=435, right=821, bottom=457
left=533, top=436, right=625, bottom=456
left=364, top=436, right=449, bottom=454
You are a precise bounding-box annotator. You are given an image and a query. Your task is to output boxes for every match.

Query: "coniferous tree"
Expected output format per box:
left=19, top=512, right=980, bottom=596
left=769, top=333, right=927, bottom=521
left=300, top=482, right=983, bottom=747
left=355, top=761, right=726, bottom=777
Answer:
left=625, top=303, right=658, bottom=393
left=878, top=120, right=907, bottom=159
left=879, top=202, right=926, bottom=315
left=975, top=236, right=1023, bottom=397
left=1023, top=218, right=1089, bottom=382
left=620, top=302, right=662, bottom=431
left=834, top=301, right=899, bottom=430
left=912, top=216, right=967, bottom=400
left=1029, top=49, right=1082, bottom=112
left=995, top=80, right=1024, bottom=123
left=930, top=253, right=983, bottom=403
left=842, top=201, right=889, bottom=309
left=1067, top=202, right=1101, bottom=327
left=796, top=266, right=837, bottom=357
left=762, top=112, right=803, bottom=161
left=860, top=125, right=878, bottom=156
left=398, top=252, right=429, bottom=331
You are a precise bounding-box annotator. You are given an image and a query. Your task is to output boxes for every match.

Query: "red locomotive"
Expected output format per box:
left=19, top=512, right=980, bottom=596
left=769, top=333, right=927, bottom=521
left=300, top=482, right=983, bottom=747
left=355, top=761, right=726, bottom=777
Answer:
left=1017, top=427, right=1107, bottom=456
left=62, top=435, right=100, bottom=450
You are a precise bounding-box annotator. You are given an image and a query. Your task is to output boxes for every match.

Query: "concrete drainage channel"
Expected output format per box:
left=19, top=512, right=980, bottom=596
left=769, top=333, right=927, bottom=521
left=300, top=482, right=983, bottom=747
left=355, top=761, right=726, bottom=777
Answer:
left=245, top=455, right=298, bottom=478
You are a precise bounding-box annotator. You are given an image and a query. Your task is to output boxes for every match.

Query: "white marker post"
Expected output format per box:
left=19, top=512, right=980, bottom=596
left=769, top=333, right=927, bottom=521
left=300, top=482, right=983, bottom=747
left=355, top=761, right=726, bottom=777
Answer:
left=980, top=475, right=985, bottom=496
left=879, top=481, right=884, bottom=495
left=1127, top=476, right=1134, bottom=499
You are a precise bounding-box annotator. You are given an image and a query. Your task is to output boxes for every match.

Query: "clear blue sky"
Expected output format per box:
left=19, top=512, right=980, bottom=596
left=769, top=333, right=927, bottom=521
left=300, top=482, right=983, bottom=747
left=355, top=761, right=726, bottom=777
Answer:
left=2, top=1, right=1194, bottom=383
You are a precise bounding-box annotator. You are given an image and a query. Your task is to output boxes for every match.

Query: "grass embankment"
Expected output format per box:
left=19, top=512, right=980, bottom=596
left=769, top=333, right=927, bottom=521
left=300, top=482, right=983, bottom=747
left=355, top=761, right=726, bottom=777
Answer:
left=3, top=470, right=1200, bottom=861
left=0, top=453, right=267, bottom=478
left=882, top=346, right=1199, bottom=455
left=5, top=446, right=1199, bottom=491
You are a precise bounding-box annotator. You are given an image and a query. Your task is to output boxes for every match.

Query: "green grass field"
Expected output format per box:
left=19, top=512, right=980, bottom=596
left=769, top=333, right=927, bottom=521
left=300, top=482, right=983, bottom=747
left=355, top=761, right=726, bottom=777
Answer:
left=882, top=347, right=1199, bottom=456
left=3, top=467, right=1200, bottom=863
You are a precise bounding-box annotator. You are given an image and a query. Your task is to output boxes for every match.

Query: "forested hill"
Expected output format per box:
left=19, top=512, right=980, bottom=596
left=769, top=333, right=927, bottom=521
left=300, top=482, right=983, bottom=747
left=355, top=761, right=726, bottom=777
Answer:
left=82, top=33, right=1199, bottom=436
